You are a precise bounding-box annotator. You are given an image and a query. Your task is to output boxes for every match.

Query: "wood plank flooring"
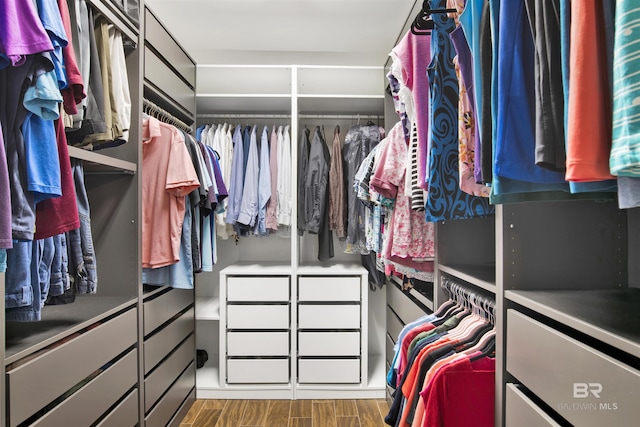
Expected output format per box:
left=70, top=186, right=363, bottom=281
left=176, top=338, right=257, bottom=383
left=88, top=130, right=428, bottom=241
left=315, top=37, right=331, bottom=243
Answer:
left=180, top=399, right=390, bottom=427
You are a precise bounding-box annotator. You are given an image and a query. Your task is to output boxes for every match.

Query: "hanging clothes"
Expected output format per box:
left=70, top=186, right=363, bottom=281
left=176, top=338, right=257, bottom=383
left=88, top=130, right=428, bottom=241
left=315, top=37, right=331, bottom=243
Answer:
left=343, top=123, right=381, bottom=254
left=225, top=125, right=244, bottom=229
left=424, top=0, right=493, bottom=221
left=277, top=125, right=292, bottom=228
left=297, top=125, right=311, bottom=235
left=369, top=122, right=435, bottom=276
left=386, top=281, right=496, bottom=427
left=524, top=0, right=566, bottom=172
left=478, top=0, right=493, bottom=185
left=458, top=0, right=485, bottom=183
left=328, top=125, right=347, bottom=239
left=566, top=1, right=615, bottom=182
left=237, top=125, right=259, bottom=228
left=305, top=126, right=333, bottom=261
left=304, top=126, right=329, bottom=234
left=266, top=125, right=279, bottom=232
left=65, top=2, right=107, bottom=145
left=450, top=24, right=490, bottom=197
left=254, top=126, right=271, bottom=236
left=390, top=29, right=430, bottom=191
left=141, top=116, right=200, bottom=269
left=611, top=2, right=640, bottom=209
left=56, top=0, right=86, bottom=115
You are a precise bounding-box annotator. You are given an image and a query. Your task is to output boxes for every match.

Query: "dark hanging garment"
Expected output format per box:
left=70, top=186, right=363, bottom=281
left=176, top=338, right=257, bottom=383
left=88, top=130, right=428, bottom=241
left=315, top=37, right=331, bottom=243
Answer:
left=343, top=124, right=381, bottom=254
left=305, top=126, right=333, bottom=261
left=297, top=126, right=311, bottom=236
left=479, top=0, right=493, bottom=184
left=305, top=126, right=329, bottom=234
left=524, top=0, right=566, bottom=171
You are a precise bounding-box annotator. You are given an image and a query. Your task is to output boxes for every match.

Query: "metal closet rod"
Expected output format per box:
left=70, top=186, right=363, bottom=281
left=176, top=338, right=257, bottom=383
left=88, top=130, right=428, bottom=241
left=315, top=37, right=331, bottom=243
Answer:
left=197, top=113, right=382, bottom=120
left=143, top=98, right=193, bottom=134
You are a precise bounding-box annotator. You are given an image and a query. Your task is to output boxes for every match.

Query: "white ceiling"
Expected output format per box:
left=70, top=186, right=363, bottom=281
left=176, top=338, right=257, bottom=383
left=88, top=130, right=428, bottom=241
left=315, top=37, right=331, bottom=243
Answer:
left=144, top=0, right=418, bottom=66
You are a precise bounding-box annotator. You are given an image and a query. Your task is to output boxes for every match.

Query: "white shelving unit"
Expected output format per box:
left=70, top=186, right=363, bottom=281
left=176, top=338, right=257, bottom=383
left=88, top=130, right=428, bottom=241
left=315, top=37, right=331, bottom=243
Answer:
left=193, top=64, right=387, bottom=400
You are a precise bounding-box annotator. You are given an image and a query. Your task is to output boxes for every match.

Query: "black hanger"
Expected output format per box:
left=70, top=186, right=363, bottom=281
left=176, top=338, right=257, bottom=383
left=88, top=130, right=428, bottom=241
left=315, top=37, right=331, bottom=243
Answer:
left=470, top=334, right=496, bottom=362
left=410, top=1, right=458, bottom=35
left=411, top=14, right=434, bottom=35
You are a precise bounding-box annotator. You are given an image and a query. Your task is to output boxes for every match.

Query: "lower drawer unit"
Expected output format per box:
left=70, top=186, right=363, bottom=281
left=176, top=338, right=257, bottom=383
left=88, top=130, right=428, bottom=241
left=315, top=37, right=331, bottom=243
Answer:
left=227, top=358, right=290, bottom=384
left=227, top=331, right=289, bottom=356
left=505, top=383, right=562, bottom=427
left=507, top=309, right=640, bottom=426
left=298, top=304, right=360, bottom=329
left=227, top=304, right=289, bottom=329
left=30, top=349, right=137, bottom=427
left=298, top=359, right=360, bottom=384
left=298, top=331, right=360, bottom=356
left=6, top=308, right=137, bottom=427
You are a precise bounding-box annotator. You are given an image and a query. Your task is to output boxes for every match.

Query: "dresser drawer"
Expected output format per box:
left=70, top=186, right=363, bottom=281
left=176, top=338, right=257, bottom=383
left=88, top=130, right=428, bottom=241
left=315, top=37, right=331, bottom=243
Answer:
left=505, top=383, right=562, bottom=427
left=145, top=335, right=195, bottom=412
left=386, top=333, right=396, bottom=366
left=6, top=308, right=137, bottom=427
left=387, top=282, right=425, bottom=324
left=298, top=276, right=361, bottom=301
left=298, top=305, right=360, bottom=329
left=386, top=306, right=403, bottom=342
left=31, top=349, right=137, bottom=427
left=144, top=307, right=194, bottom=374
left=298, top=359, right=360, bottom=384
left=507, top=310, right=640, bottom=426
left=144, top=362, right=195, bottom=427
left=144, top=288, right=193, bottom=335
left=227, top=276, right=289, bottom=302
left=227, top=332, right=289, bottom=356
left=227, top=359, right=289, bottom=383
left=95, top=389, right=138, bottom=427
left=298, top=332, right=360, bottom=356
left=227, top=304, right=289, bottom=329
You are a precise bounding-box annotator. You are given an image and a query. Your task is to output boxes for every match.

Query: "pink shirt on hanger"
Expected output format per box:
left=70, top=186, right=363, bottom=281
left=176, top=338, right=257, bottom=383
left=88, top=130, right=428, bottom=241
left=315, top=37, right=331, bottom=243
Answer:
left=142, top=116, right=200, bottom=269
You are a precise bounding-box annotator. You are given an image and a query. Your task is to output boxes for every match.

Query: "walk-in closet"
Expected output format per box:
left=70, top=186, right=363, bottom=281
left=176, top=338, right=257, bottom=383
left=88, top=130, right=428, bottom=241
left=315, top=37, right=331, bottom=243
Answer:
left=2, top=0, right=640, bottom=426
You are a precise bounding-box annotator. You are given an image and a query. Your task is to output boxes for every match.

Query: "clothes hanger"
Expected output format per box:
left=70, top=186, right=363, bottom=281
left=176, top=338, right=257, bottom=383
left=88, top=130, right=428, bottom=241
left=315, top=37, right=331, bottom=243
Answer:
left=410, top=1, right=457, bottom=35
left=411, top=14, right=434, bottom=35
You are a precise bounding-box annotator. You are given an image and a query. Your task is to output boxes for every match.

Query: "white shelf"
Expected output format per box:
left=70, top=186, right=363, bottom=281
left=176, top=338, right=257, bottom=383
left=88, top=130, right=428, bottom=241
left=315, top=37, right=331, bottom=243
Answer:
left=367, top=354, right=387, bottom=389
left=195, top=366, right=219, bottom=390
left=195, top=297, right=220, bottom=321
left=298, top=95, right=384, bottom=115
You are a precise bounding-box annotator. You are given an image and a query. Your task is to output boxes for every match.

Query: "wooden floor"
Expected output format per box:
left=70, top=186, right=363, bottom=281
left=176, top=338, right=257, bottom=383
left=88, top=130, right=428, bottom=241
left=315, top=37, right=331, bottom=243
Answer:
left=179, top=399, right=391, bottom=427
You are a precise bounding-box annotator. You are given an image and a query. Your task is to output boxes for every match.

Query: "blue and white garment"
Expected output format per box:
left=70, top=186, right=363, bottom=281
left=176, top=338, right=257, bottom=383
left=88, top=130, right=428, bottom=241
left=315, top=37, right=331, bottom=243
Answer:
left=611, top=3, right=640, bottom=176
left=424, top=0, right=493, bottom=221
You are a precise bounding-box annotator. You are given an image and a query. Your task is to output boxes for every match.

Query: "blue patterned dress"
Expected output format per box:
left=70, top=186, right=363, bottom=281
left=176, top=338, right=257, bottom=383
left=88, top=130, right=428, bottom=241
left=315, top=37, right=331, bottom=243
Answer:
left=425, top=0, right=493, bottom=221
